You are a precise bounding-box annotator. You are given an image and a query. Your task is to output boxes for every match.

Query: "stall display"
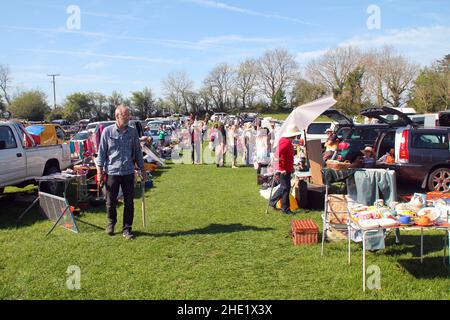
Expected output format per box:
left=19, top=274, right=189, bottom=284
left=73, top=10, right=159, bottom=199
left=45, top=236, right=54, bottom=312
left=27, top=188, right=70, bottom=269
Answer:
left=320, top=168, right=450, bottom=291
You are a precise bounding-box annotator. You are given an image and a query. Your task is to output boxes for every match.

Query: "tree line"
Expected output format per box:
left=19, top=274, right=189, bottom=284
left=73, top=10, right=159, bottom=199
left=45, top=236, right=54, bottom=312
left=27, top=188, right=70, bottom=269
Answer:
left=0, top=46, right=448, bottom=122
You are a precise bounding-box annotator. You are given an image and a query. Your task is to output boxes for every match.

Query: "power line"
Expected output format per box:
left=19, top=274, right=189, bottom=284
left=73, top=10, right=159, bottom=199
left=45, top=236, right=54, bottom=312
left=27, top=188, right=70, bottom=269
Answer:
left=47, top=74, right=60, bottom=109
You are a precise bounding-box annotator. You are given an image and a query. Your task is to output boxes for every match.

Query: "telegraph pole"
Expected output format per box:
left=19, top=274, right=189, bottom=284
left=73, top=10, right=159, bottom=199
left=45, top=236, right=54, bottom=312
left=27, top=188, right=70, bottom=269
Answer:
left=47, top=74, right=60, bottom=109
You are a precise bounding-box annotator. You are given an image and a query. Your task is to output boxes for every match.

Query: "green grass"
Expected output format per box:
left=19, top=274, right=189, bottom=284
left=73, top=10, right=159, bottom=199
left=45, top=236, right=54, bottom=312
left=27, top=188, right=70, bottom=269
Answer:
left=1, top=163, right=449, bottom=299
left=261, top=113, right=290, bottom=120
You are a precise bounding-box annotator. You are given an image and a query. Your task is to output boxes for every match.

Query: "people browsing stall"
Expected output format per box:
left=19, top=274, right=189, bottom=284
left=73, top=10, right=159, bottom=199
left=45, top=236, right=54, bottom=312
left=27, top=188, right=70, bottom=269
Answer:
left=269, top=125, right=301, bottom=215
left=215, top=124, right=227, bottom=167
left=190, top=121, right=202, bottom=165
left=227, top=124, right=240, bottom=168
left=96, top=104, right=145, bottom=240
left=268, top=121, right=277, bottom=153
left=157, top=125, right=166, bottom=152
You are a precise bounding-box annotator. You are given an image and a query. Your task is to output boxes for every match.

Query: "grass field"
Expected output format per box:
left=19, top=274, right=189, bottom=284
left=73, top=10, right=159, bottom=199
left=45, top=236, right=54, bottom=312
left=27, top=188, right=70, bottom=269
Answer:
left=1, top=162, right=449, bottom=299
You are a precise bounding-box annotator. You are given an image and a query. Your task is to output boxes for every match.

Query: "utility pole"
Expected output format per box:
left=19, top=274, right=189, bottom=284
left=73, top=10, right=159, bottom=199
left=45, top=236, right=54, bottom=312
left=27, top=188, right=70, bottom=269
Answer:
left=47, top=74, right=60, bottom=109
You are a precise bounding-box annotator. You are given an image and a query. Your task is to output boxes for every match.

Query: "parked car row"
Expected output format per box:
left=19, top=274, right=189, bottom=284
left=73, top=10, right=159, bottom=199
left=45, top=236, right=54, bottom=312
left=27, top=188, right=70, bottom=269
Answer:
left=321, top=106, right=450, bottom=192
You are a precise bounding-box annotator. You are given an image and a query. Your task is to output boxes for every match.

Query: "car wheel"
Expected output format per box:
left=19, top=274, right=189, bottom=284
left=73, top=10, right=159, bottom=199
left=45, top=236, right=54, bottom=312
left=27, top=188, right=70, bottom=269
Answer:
left=427, top=167, right=450, bottom=192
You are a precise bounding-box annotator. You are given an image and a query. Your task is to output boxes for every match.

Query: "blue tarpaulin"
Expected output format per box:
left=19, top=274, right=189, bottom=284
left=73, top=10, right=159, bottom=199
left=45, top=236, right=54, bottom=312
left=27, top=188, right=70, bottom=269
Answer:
left=25, top=125, right=45, bottom=136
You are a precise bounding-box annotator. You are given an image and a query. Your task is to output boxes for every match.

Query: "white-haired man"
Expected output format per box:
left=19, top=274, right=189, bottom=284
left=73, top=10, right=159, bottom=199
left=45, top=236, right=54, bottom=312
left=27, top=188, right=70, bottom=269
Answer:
left=96, top=105, right=145, bottom=240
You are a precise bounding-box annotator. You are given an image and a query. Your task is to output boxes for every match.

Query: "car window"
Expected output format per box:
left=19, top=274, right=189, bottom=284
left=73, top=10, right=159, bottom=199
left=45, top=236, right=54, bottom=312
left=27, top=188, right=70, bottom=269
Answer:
left=411, top=132, right=449, bottom=150
left=410, top=116, right=424, bottom=125
left=378, top=131, right=395, bottom=156
left=55, top=126, right=65, bottom=140
left=336, top=127, right=351, bottom=139
left=86, top=123, right=96, bottom=131
left=350, top=128, right=381, bottom=141
left=73, top=132, right=89, bottom=140
left=307, top=123, right=331, bottom=134
left=0, top=127, right=17, bottom=149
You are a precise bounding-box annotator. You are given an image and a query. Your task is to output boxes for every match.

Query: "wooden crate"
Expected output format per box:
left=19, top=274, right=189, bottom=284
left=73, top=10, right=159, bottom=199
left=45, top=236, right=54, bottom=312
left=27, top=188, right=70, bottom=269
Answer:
left=291, top=219, right=319, bottom=245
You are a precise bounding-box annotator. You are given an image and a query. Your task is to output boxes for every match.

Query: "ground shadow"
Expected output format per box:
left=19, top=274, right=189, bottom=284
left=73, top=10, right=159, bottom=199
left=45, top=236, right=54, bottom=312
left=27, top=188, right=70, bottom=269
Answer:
left=397, top=256, right=450, bottom=279
left=74, top=217, right=105, bottom=233
left=0, top=193, right=47, bottom=229
left=384, top=234, right=448, bottom=257
left=148, top=168, right=170, bottom=179
left=134, top=223, right=275, bottom=238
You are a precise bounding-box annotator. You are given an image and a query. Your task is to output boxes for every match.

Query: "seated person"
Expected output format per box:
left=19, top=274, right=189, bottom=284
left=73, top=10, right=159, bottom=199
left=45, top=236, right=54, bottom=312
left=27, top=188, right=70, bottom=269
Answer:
left=322, top=130, right=338, bottom=162
left=378, top=148, right=395, bottom=164
left=360, top=146, right=376, bottom=168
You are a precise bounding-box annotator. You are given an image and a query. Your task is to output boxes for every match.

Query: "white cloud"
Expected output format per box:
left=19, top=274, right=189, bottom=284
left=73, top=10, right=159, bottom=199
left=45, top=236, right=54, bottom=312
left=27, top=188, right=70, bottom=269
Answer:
left=198, top=35, right=289, bottom=45
left=2, top=26, right=208, bottom=51
left=296, top=26, right=450, bottom=66
left=340, top=26, right=450, bottom=49
left=21, top=49, right=184, bottom=65
left=83, top=61, right=108, bottom=70
left=296, top=49, right=328, bottom=64
left=83, top=11, right=147, bottom=24
left=59, top=74, right=122, bottom=85
left=185, top=0, right=314, bottom=25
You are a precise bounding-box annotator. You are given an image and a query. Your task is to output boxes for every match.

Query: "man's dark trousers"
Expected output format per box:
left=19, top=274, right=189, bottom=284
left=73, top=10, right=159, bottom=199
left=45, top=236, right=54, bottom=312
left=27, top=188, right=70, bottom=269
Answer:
left=106, top=174, right=135, bottom=232
left=269, top=173, right=291, bottom=212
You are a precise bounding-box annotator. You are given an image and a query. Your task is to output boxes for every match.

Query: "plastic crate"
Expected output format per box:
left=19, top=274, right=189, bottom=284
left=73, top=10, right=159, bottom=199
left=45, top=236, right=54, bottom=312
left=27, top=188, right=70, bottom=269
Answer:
left=291, top=219, right=319, bottom=245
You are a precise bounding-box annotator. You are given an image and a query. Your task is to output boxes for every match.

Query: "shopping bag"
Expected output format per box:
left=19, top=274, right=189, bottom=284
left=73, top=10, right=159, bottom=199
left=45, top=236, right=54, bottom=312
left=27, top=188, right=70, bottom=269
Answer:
left=276, top=193, right=299, bottom=211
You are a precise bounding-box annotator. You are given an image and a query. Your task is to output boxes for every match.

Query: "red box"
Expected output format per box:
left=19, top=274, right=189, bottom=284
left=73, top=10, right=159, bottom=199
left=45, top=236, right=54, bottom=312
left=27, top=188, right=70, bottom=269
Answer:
left=291, top=219, right=319, bottom=245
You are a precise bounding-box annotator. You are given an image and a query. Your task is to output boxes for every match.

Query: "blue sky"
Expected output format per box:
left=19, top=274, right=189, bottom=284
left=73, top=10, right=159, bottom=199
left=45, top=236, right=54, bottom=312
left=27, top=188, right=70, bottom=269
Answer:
left=1, top=0, right=449, bottom=105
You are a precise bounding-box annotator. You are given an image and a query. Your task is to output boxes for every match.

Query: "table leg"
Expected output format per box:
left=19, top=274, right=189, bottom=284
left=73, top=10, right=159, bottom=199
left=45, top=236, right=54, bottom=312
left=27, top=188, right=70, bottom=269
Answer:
left=321, top=222, right=326, bottom=256
left=348, top=224, right=351, bottom=265
left=421, top=227, right=424, bottom=264
left=321, top=185, right=329, bottom=257
left=447, top=229, right=450, bottom=269
left=363, top=231, right=366, bottom=292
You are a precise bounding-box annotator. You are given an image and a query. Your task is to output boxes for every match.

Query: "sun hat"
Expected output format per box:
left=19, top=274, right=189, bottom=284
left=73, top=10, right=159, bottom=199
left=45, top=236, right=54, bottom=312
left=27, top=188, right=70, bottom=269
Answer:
left=361, top=146, right=374, bottom=154
left=282, top=125, right=302, bottom=138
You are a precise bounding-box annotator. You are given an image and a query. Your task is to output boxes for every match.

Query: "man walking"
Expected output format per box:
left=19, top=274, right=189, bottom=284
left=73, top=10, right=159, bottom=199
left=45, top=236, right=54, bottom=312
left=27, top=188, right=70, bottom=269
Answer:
left=96, top=105, right=145, bottom=240
left=269, top=125, right=301, bottom=215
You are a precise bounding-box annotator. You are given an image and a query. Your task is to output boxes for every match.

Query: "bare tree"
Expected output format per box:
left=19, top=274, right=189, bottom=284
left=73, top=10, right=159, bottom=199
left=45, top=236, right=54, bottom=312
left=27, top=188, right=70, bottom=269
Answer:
left=236, top=59, right=258, bottom=109
left=383, top=55, right=418, bottom=108
left=364, top=47, right=418, bottom=108
left=203, top=63, right=235, bottom=111
left=107, top=91, right=124, bottom=119
left=306, top=46, right=363, bottom=94
left=89, top=92, right=108, bottom=120
left=161, top=71, right=194, bottom=114
left=198, top=87, right=213, bottom=113
left=0, top=64, right=12, bottom=106
left=257, top=48, right=299, bottom=104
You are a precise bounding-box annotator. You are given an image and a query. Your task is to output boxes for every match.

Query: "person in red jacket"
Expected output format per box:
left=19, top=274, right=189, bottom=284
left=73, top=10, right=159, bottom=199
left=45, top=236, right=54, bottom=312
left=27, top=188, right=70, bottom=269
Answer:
left=269, top=125, right=301, bottom=214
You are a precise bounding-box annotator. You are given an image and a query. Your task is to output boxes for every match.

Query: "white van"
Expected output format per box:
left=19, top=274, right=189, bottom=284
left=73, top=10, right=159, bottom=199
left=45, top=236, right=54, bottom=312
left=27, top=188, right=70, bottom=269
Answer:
left=408, top=113, right=440, bottom=127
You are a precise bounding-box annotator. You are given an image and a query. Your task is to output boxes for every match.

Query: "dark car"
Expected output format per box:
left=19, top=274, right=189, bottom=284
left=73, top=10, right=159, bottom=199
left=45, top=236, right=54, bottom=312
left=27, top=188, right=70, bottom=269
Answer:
left=439, top=110, right=450, bottom=127
left=321, top=108, right=398, bottom=162
left=239, top=112, right=259, bottom=124
left=371, top=107, right=450, bottom=192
